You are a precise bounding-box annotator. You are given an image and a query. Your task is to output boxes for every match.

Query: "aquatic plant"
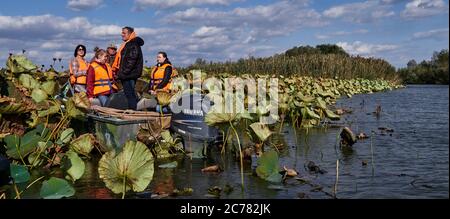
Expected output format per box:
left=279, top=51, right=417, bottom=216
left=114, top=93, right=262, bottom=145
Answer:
left=98, top=140, right=155, bottom=199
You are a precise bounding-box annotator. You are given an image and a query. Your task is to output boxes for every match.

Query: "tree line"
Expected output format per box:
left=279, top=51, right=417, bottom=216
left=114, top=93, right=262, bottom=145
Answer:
left=397, top=49, right=449, bottom=84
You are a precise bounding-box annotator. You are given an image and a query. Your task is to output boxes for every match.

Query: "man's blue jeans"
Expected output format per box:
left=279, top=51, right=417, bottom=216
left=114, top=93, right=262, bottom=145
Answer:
left=97, top=95, right=109, bottom=107
left=121, top=79, right=137, bottom=110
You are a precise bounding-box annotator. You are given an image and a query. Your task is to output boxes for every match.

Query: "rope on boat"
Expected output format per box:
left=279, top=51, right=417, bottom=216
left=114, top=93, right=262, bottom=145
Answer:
left=91, top=105, right=171, bottom=121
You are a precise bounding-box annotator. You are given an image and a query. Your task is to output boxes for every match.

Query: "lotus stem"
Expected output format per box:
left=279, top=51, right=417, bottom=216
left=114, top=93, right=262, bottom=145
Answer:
left=221, top=127, right=230, bottom=155
left=13, top=182, right=21, bottom=199
left=14, top=141, right=27, bottom=166
left=122, top=175, right=126, bottom=199
left=229, top=121, right=244, bottom=189
left=333, top=159, right=339, bottom=198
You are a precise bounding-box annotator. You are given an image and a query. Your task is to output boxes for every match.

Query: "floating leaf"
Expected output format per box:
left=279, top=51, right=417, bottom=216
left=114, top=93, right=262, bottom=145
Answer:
left=324, top=109, right=340, bottom=121
left=66, top=97, right=85, bottom=119
left=249, top=122, right=272, bottom=142
left=0, top=97, right=30, bottom=114
left=58, top=128, right=74, bottom=145
left=98, top=141, right=155, bottom=195
left=72, top=92, right=90, bottom=110
left=316, top=98, right=327, bottom=110
left=61, top=150, right=85, bottom=182
left=40, top=177, right=75, bottom=199
left=41, top=81, right=56, bottom=96
left=27, top=141, right=52, bottom=167
left=161, top=130, right=175, bottom=144
left=4, top=125, right=48, bottom=160
left=31, top=88, right=48, bottom=103
left=256, top=151, right=282, bottom=183
left=10, top=164, right=30, bottom=184
left=69, top=134, right=95, bottom=157
left=19, top=74, right=40, bottom=90
left=38, top=102, right=61, bottom=117
left=302, top=107, right=321, bottom=120
left=7, top=55, right=38, bottom=73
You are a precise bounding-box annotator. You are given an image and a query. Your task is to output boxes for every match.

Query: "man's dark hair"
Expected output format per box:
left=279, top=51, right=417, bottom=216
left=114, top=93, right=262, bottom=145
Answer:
left=123, top=26, right=134, bottom=33
left=74, top=44, right=86, bottom=57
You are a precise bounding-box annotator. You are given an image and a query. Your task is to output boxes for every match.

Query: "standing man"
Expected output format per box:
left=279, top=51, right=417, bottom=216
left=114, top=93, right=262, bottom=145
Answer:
left=112, top=26, right=144, bottom=110
left=107, top=43, right=117, bottom=66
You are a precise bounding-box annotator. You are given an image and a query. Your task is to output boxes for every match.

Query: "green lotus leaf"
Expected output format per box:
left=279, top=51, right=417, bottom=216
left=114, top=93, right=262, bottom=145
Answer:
left=324, top=109, right=341, bottom=121
left=6, top=55, right=38, bottom=73
left=19, top=74, right=40, bottom=90
left=69, top=134, right=95, bottom=157
left=98, top=140, right=155, bottom=195
left=41, top=81, right=56, bottom=96
left=40, top=177, right=75, bottom=199
left=58, top=128, right=74, bottom=145
left=10, top=164, right=30, bottom=184
left=61, top=150, right=85, bottom=182
left=250, top=122, right=272, bottom=142
left=31, top=88, right=48, bottom=103
left=256, top=151, right=282, bottom=183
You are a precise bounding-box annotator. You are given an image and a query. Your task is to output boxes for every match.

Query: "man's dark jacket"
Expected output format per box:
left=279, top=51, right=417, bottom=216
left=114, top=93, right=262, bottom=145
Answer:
left=117, top=37, right=144, bottom=80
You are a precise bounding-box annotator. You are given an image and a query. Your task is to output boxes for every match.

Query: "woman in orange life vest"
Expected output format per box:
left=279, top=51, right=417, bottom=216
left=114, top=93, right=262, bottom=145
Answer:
left=86, top=49, right=118, bottom=106
left=148, top=51, right=175, bottom=95
left=69, top=45, right=88, bottom=93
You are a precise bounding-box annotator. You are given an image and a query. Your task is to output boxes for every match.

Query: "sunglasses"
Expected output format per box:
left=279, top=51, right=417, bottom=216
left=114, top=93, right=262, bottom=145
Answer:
left=78, top=48, right=84, bottom=51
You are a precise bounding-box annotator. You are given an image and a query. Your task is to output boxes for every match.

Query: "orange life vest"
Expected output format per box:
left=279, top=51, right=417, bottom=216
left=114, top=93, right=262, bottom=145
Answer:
left=150, top=63, right=177, bottom=91
left=69, top=57, right=89, bottom=85
left=91, top=62, right=118, bottom=96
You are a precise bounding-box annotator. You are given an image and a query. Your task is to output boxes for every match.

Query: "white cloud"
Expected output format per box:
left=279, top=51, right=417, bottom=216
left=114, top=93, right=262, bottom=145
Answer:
left=67, top=0, right=103, bottom=11
left=192, top=26, right=225, bottom=38
left=323, top=1, right=395, bottom=23
left=166, top=1, right=326, bottom=38
left=315, top=29, right=369, bottom=40
left=337, top=41, right=399, bottom=56
left=0, top=14, right=168, bottom=67
left=401, top=0, right=448, bottom=19
left=41, top=42, right=63, bottom=50
left=0, top=14, right=90, bottom=40
left=134, top=0, right=240, bottom=10
left=413, top=28, right=449, bottom=40
left=380, top=0, right=409, bottom=4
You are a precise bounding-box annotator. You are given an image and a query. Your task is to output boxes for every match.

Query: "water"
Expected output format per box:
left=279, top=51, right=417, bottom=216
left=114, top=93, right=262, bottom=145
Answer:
left=10, top=85, right=449, bottom=199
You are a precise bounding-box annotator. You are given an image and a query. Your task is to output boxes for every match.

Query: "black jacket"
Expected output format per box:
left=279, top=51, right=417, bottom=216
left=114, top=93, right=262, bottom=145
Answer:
left=117, top=37, right=144, bottom=80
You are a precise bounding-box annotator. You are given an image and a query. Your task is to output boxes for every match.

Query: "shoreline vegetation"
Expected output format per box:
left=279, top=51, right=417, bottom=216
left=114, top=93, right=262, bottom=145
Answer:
left=179, top=44, right=448, bottom=85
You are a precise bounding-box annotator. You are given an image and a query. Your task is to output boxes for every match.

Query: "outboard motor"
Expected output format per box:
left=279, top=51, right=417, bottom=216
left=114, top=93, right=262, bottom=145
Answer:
left=170, top=92, right=222, bottom=157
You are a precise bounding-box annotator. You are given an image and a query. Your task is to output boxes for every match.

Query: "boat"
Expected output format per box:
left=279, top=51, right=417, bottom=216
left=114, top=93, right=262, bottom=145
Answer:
left=87, top=90, right=222, bottom=156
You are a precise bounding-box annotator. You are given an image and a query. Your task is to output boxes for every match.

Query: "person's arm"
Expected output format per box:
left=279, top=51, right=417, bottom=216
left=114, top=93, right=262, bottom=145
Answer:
left=86, top=66, right=96, bottom=98
left=72, top=59, right=87, bottom=77
left=156, top=66, right=172, bottom=89
left=70, top=59, right=78, bottom=75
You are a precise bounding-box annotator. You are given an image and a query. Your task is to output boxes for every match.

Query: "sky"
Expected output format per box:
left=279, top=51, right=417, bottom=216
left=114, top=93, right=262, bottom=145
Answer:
left=0, top=0, right=448, bottom=70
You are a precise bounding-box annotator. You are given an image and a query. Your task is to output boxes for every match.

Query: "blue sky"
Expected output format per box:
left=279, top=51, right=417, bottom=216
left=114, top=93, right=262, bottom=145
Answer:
left=0, top=0, right=448, bottom=69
